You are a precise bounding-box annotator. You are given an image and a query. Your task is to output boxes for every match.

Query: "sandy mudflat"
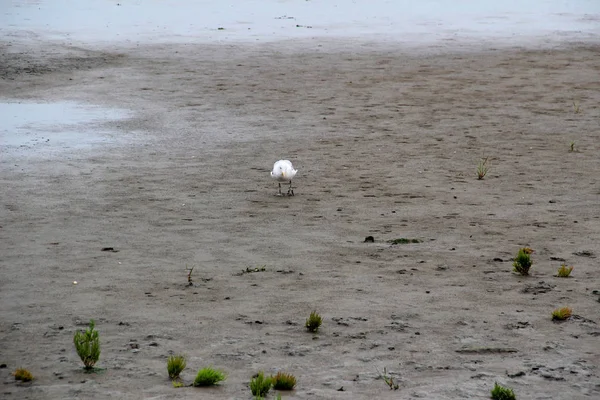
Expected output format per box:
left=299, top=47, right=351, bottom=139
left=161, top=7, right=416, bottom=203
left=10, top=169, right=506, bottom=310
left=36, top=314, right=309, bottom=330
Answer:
left=1, top=36, right=599, bottom=400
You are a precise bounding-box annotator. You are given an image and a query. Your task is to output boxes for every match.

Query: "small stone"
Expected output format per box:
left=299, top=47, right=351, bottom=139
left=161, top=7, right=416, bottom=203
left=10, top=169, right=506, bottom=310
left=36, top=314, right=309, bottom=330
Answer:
left=337, top=387, right=345, bottom=391
left=364, top=236, right=375, bottom=243
left=148, top=342, right=158, bottom=347
left=0, top=364, right=6, bottom=368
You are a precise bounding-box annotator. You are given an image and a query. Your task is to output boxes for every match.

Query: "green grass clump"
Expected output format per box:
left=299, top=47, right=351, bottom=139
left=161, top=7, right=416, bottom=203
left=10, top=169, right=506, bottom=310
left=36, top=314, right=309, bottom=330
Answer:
left=250, top=371, right=272, bottom=397
left=272, top=371, right=297, bottom=390
left=73, top=319, right=101, bottom=370
left=305, top=311, right=323, bottom=333
left=556, top=264, right=573, bottom=278
left=512, top=248, right=533, bottom=275
left=167, top=355, right=186, bottom=380
left=13, top=368, right=34, bottom=382
left=477, top=157, right=489, bottom=180
left=388, top=238, right=421, bottom=244
left=551, top=306, right=572, bottom=321
left=193, top=367, right=226, bottom=386
left=491, top=382, right=516, bottom=400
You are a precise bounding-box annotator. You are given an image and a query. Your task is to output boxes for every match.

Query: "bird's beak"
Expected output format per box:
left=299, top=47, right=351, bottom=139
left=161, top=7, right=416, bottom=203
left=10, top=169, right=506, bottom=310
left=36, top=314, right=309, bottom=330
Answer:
left=281, top=171, right=286, bottom=178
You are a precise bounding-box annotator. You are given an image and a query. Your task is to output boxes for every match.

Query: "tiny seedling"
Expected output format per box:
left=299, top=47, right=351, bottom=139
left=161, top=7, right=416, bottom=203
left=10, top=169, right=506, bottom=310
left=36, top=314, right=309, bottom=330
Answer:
left=477, top=156, right=489, bottom=180
left=552, top=306, right=572, bottom=321
left=305, top=311, right=323, bottom=333
left=569, top=141, right=575, bottom=152
left=272, top=371, right=297, bottom=390
left=490, top=382, right=516, bottom=400
left=275, top=394, right=282, bottom=400
left=186, top=266, right=194, bottom=286
left=193, top=367, right=226, bottom=386
left=250, top=371, right=273, bottom=397
left=377, top=367, right=399, bottom=390
left=13, top=368, right=34, bottom=382
left=512, top=248, right=533, bottom=276
left=388, top=238, right=421, bottom=244
left=556, top=264, right=573, bottom=278
left=573, top=101, right=581, bottom=114
left=167, top=354, right=187, bottom=380
left=73, top=319, right=101, bottom=370
left=172, top=380, right=185, bottom=388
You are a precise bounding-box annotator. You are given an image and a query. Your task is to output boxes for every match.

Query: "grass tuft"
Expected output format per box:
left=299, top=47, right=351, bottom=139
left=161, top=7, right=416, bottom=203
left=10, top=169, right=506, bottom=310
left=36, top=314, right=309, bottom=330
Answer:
left=556, top=264, right=573, bottom=278
left=250, top=371, right=272, bottom=397
left=377, top=367, right=399, bottom=390
left=272, top=371, right=297, bottom=390
left=305, top=311, right=323, bottom=333
left=13, top=368, right=34, bottom=382
left=167, top=354, right=186, bottom=380
left=491, top=382, right=516, bottom=400
left=193, top=367, right=226, bottom=386
left=73, top=319, right=101, bottom=370
left=551, top=307, right=572, bottom=321
left=512, top=248, right=533, bottom=276
left=477, top=156, right=489, bottom=180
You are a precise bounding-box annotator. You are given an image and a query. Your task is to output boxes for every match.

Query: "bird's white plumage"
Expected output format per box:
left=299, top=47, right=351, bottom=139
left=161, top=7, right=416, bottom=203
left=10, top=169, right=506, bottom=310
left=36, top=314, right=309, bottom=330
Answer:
left=271, top=160, right=297, bottom=182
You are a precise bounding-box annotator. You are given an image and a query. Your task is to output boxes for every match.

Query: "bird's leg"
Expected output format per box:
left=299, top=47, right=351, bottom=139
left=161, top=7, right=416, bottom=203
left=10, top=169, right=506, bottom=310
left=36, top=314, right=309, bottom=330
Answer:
left=277, top=182, right=282, bottom=196
left=287, top=180, right=294, bottom=196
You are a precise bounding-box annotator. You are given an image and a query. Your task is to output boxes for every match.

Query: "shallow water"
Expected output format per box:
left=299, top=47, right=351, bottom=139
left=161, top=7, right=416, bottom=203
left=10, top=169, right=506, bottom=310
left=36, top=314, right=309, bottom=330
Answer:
left=0, top=101, right=130, bottom=149
left=1, top=0, right=598, bottom=45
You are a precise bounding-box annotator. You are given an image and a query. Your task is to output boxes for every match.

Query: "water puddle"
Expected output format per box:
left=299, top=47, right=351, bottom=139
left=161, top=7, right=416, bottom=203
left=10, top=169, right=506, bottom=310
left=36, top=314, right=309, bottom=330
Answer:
left=0, top=101, right=130, bottom=151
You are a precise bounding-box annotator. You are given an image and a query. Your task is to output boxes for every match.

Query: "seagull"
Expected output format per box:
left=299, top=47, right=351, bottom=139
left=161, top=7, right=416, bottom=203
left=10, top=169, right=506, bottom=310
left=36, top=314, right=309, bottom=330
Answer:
left=271, top=160, right=297, bottom=196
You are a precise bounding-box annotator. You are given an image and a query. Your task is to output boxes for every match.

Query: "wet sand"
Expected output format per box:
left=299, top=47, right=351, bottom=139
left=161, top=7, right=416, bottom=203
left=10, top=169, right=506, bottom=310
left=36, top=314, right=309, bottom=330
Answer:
left=1, top=35, right=599, bottom=399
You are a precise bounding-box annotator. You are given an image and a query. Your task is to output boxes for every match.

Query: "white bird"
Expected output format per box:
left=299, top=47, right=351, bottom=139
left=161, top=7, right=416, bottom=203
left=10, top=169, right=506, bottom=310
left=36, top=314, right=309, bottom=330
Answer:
left=270, top=160, right=297, bottom=196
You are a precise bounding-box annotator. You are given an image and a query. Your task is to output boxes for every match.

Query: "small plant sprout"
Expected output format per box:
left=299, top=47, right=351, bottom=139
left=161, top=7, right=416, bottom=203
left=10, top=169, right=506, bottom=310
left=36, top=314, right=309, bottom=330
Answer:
left=552, top=306, right=573, bottom=321
left=377, top=367, right=399, bottom=390
left=573, top=101, right=581, bottom=114
left=73, top=319, right=101, bottom=370
left=272, top=371, right=297, bottom=390
left=172, top=380, right=185, bottom=388
left=556, top=264, right=574, bottom=278
left=305, top=311, right=323, bottom=333
left=193, top=367, right=226, bottom=386
left=569, top=141, right=576, bottom=152
left=477, top=156, right=489, bottom=180
left=167, top=354, right=187, bottom=380
left=512, top=248, right=533, bottom=276
left=250, top=371, right=273, bottom=397
left=13, top=368, right=34, bottom=382
left=186, top=266, right=194, bottom=286
left=490, top=382, right=516, bottom=400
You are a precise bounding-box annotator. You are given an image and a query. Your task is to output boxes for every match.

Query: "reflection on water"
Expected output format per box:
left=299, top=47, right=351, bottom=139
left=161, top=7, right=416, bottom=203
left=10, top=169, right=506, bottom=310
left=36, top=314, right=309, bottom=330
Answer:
left=0, top=101, right=129, bottom=149
left=0, top=0, right=598, bottom=44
